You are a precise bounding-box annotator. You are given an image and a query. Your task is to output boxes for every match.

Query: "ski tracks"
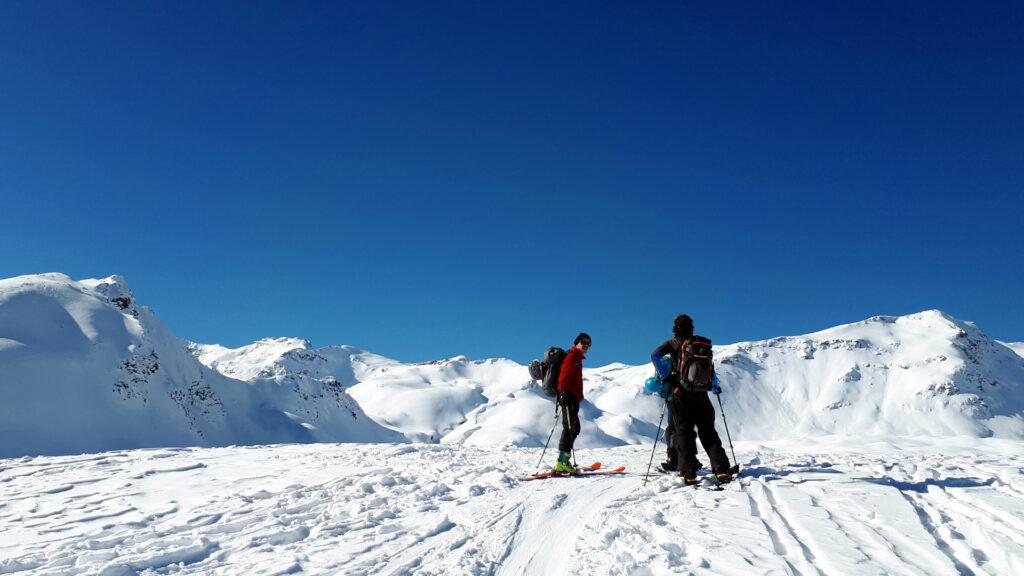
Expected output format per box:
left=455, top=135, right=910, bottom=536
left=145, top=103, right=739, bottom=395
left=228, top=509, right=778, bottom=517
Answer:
left=895, top=469, right=1024, bottom=574
left=738, top=450, right=1024, bottom=576
left=3, top=442, right=1024, bottom=575
left=495, top=475, right=631, bottom=576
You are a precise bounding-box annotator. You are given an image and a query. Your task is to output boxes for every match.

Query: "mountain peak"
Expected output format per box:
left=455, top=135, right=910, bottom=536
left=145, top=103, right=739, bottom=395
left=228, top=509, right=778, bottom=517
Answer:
left=252, top=337, right=312, bottom=351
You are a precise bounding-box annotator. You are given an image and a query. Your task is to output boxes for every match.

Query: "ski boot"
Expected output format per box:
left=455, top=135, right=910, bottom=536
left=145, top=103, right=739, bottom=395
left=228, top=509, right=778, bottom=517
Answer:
left=715, top=471, right=733, bottom=484
left=552, top=450, right=577, bottom=475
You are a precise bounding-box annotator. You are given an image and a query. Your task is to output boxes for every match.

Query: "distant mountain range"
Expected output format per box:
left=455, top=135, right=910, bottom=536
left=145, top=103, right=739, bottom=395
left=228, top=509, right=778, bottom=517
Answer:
left=2, top=273, right=1022, bottom=458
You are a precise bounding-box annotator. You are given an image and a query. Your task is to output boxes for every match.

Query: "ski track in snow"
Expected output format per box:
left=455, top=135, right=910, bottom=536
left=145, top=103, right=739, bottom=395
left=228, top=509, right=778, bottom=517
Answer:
left=1, top=440, right=1023, bottom=575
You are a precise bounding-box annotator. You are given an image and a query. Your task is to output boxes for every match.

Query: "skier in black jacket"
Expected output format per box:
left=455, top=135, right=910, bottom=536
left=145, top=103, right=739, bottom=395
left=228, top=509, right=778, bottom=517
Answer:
left=651, top=314, right=731, bottom=484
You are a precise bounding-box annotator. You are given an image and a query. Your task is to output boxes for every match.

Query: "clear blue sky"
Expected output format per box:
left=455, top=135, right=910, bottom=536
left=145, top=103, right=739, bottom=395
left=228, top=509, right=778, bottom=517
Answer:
left=1, top=2, right=1021, bottom=366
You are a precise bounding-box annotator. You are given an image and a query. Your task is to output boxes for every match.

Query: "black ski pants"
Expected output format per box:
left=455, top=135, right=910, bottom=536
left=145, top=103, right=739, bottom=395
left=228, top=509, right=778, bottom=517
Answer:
left=558, top=399, right=581, bottom=453
left=669, top=391, right=730, bottom=476
left=664, top=407, right=675, bottom=465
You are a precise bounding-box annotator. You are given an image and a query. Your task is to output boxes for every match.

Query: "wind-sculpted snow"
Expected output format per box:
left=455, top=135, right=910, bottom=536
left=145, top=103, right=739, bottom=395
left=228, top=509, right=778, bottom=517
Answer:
left=1, top=438, right=1022, bottom=575
left=0, top=274, right=400, bottom=458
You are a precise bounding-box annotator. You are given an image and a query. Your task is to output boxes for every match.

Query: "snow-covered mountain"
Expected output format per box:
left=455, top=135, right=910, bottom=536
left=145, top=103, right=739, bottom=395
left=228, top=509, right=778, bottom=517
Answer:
left=712, top=312, right=1024, bottom=439
left=196, top=310, right=1024, bottom=445
left=2, top=273, right=1023, bottom=459
left=0, top=274, right=400, bottom=458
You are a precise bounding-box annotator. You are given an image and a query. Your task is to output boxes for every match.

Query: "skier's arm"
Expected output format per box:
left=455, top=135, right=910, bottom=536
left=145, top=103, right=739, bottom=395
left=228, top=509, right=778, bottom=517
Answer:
left=651, top=341, right=673, bottom=379
left=557, top=351, right=577, bottom=401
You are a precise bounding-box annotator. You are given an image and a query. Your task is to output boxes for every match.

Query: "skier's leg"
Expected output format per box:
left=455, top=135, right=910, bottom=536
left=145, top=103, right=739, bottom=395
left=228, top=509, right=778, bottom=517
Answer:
left=663, top=408, right=676, bottom=470
left=695, top=393, right=730, bottom=473
left=569, top=401, right=581, bottom=446
left=672, top=398, right=699, bottom=477
left=557, top=403, right=572, bottom=453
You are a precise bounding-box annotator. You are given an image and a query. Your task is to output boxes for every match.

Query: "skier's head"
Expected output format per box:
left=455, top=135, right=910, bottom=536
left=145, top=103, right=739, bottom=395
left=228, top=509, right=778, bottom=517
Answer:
left=672, top=314, right=693, bottom=339
left=573, top=332, right=592, bottom=351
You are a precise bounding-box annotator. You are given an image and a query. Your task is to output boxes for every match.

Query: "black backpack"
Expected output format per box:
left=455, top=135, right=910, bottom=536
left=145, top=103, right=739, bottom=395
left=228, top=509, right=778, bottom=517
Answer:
left=528, top=347, right=566, bottom=398
left=676, top=336, right=714, bottom=392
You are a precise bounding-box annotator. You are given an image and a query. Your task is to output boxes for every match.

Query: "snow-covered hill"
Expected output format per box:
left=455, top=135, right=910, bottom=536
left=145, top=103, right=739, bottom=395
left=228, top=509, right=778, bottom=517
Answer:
left=3, top=273, right=1023, bottom=459
left=712, top=311, right=1024, bottom=439
left=198, top=311, right=1024, bottom=445
left=0, top=274, right=400, bottom=458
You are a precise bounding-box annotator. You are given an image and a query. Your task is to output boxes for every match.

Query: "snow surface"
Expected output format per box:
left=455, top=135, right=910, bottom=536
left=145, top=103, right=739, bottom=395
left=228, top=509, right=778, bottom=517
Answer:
left=2, top=438, right=1023, bottom=575
left=3, top=273, right=1024, bottom=575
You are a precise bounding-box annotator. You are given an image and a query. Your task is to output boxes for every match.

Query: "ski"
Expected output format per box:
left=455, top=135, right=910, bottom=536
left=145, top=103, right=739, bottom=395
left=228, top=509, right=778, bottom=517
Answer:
left=521, top=466, right=625, bottom=481
left=520, top=461, right=600, bottom=481
left=574, top=465, right=625, bottom=477
left=519, top=462, right=626, bottom=481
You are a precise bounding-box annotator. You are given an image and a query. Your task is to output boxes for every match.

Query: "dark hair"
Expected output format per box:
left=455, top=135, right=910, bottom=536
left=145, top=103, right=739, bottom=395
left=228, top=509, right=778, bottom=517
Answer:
left=573, top=332, right=592, bottom=346
left=672, top=314, right=693, bottom=339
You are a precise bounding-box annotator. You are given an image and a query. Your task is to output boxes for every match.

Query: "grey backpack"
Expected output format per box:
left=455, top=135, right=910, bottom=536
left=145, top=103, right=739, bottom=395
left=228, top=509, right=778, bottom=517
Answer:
left=528, top=347, right=566, bottom=398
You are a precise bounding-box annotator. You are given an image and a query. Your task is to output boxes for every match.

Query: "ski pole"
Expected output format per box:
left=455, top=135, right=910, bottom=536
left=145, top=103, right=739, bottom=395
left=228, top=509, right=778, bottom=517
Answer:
left=642, top=395, right=669, bottom=484
left=715, top=392, right=739, bottom=475
left=537, top=404, right=560, bottom=470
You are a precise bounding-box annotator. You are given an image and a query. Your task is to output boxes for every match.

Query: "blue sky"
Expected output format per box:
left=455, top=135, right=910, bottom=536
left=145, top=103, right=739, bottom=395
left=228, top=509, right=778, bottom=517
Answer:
left=1, top=2, right=1021, bottom=366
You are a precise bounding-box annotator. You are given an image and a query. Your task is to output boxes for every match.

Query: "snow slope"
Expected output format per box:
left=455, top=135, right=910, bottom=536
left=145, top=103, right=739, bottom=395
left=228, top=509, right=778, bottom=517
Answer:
left=3, top=272, right=1023, bottom=460
left=0, top=274, right=400, bottom=458
left=1004, top=341, right=1024, bottom=358
left=194, top=342, right=656, bottom=447
left=711, top=311, right=1024, bottom=440
left=2, top=438, right=1023, bottom=575
left=199, top=311, right=1024, bottom=445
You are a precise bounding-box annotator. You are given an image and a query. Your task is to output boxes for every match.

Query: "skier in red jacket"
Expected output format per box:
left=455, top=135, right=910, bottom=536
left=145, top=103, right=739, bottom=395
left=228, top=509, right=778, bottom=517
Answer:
left=553, top=332, right=591, bottom=474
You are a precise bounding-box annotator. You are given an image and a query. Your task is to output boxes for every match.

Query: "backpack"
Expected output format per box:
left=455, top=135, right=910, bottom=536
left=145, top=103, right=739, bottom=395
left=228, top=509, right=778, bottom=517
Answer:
left=528, top=347, right=566, bottom=398
left=675, top=336, right=714, bottom=392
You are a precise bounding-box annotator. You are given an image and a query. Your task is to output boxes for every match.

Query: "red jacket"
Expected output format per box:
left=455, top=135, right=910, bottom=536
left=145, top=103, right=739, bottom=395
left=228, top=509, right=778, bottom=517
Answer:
left=558, top=345, right=585, bottom=402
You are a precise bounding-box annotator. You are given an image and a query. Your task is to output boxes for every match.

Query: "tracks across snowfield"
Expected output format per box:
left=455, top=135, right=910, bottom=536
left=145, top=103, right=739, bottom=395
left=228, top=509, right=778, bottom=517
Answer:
left=1, top=438, right=1023, bottom=575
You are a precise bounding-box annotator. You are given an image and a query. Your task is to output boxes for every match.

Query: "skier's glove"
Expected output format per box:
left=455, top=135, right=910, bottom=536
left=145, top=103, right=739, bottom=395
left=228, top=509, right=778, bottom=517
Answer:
left=711, top=374, right=722, bottom=395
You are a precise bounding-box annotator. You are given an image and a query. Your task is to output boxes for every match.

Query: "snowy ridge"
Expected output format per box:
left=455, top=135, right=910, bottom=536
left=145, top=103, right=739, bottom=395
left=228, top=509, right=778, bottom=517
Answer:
left=200, top=310, right=1024, bottom=445
left=712, top=311, right=1024, bottom=440
left=1003, top=341, right=1024, bottom=358
left=2, top=273, right=1023, bottom=459
left=0, top=274, right=400, bottom=459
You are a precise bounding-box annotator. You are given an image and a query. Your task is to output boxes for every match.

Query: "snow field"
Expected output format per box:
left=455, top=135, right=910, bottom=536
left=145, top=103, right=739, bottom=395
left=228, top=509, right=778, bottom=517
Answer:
left=2, top=438, right=1023, bottom=575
